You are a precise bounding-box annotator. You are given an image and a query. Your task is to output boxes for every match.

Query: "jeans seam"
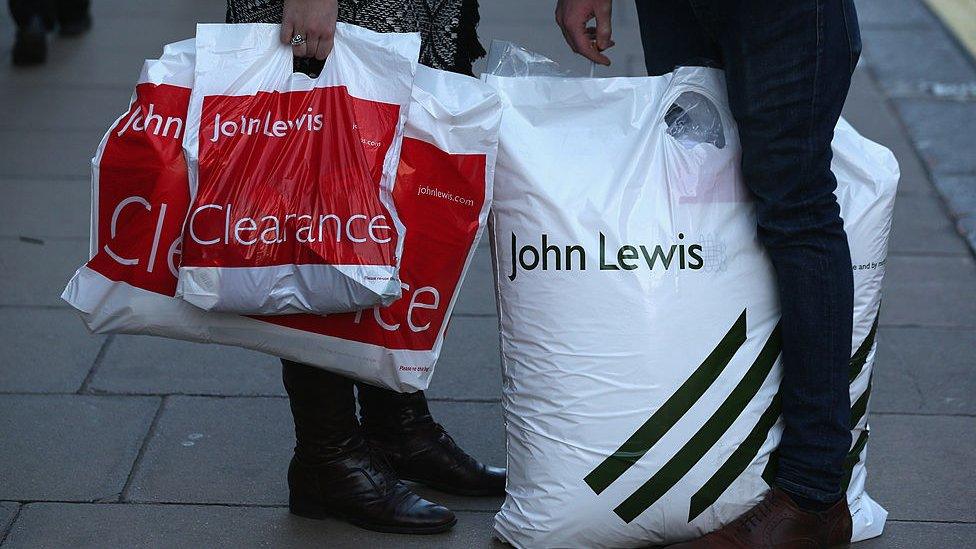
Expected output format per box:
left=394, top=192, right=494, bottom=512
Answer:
left=776, top=460, right=845, bottom=503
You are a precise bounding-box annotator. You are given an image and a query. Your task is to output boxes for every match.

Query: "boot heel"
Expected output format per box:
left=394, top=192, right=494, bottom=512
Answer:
left=288, top=496, right=331, bottom=520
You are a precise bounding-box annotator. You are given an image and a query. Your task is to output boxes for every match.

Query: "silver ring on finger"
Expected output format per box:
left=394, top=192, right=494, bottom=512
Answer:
left=290, top=34, right=306, bottom=46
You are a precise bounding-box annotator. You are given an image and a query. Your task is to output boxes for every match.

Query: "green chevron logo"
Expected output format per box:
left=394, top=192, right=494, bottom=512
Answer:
left=698, top=310, right=881, bottom=521
left=583, top=309, right=784, bottom=523
left=584, top=307, right=880, bottom=524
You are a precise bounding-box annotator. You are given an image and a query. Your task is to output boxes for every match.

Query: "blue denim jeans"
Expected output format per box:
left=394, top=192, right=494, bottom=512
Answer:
left=636, top=0, right=861, bottom=504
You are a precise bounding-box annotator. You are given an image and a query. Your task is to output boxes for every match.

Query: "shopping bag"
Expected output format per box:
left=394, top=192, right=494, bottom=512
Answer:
left=257, top=65, right=501, bottom=383
left=485, top=61, right=896, bottom=547
left=62, top=37, right=500, bottom=392
left=177, top=23, right=420, bottom=315
left=61, top=39, right=195, bottom=323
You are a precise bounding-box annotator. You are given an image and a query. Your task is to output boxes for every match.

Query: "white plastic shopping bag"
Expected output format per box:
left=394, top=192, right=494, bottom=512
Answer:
left=177, top=23, right=420, bottom=315
left=485, top=62, right=896, bottom=547
left=62, top=35, right=500, bottom=392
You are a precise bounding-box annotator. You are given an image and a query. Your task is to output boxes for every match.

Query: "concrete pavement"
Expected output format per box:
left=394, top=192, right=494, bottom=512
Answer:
left=1, top=0, right=974, bottom=547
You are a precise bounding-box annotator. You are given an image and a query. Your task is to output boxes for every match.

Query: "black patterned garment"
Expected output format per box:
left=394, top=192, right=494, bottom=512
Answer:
left=225, top=0, right=484, bottom=75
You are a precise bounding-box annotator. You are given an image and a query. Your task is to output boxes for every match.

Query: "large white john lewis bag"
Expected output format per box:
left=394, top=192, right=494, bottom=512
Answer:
left=486, top=65, right=897, bottom=546
left=62, top=33, right=501, bottom=391
left=177, top=23, right=420, bottom=315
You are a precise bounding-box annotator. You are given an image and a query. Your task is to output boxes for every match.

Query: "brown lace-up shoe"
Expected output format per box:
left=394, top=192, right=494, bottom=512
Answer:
left=669, top=488, right=852, bottom=548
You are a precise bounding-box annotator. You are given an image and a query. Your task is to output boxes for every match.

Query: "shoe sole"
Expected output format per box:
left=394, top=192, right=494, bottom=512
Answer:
left=289, top=499, right=457, bottom=535
left=401, top=476, right=505, bottom=497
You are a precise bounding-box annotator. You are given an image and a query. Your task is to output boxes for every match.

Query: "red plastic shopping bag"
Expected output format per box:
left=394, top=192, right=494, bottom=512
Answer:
left=61, top=39, right=194, bottom=328
left=177, top=23, right=420, bottom=315
left=258, top=65, right=501, bottom=383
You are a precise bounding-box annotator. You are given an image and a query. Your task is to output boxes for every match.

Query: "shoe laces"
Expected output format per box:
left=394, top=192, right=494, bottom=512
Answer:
left=734, top=496, right=775, bottom=533
left=432, top=423, right=480, bottom=468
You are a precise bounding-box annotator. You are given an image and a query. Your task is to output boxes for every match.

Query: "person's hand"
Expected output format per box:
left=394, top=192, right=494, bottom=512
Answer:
left=281, top=0, right=338, bottom=60
left=555, top=0, right=615, bottom=65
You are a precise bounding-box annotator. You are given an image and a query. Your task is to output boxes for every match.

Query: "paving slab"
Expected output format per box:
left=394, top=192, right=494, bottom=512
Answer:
left=89, top=335, right=282, bottom=397
left=0, top=179, right=91, bottom=239
left=865, top=413, right=976, bottom=522
left=888, top=193, right=972, bottom=255
left=0, top=394, right=158, bottom=501
left=843, top=66, right=935, bottom=196
left=0, top=308, right=105, bottom=393
left=0, top=502, right=19, bottom=542
left=426, top=316, right=503, bottom=402
left=853, top=0, right=940, bottom=29
left=891, top=99, right=976, bottom=175
left=2, top=503, right=497, bottom=549
left=126, top=396, right=505, bottom=509
left=123, top=396, right=291, bottom=505
left=857, top=521, right=976, bottom=548
left=0, top=238, right=87, bottom=307
left=879, top=255, right=976, bottom=327
left=453, top=248, right=497, bottom=316
left=0, top=87, right=131, bottom=132
left=932, top=173, right=976, bottom=252
left=872, top=327, right=976, bottom=415
left=90, top=0, right=226, bottom=22
left=0, top=17, right=208, bottom=92
left=0, top=129, right=99, bottom=180
left=861, top=28, right=976, bottom=96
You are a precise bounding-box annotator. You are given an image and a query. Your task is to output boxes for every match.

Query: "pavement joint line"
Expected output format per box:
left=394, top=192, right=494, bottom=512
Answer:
left=77, top=334, right=115, bottom=394
left=879, top=322, right=976, bottom=330
left=884, top=86, right=976, bottom=101
left=888, top=250, right=973, bottom=258
left=0, top=176, right=91, bottom=183
left=0, top=391, right=959, bottom=418
left=0, top=503, right=22, bottom=546
left=0, top=391, right=504, bottom=404
left=0, top=174, right=88, bottom=182
left=878, top=323, right=976, bottom=331
left=0, top=235, right=89, bottom=243
left=886, top=518, right=976, bottom=525
left=2, top=128, right=108, bottom=135
left=0, top=499, right=502, bottom=514
left=870, top=411, right=976, bottom=418
left=119, top=396, right=167, bottom=503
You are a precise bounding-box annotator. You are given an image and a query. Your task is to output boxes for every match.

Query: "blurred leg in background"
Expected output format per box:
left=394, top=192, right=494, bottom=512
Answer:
left=8, top=0, right=91, bottom=66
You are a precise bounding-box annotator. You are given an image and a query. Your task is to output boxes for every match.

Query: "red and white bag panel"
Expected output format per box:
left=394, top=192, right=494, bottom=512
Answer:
left=258, top=65, right=501, bottom=386
left=62, top=39, right=195, bottom=329
left=177, top=23, right=420, bottom=315
left=62, top=43, right=500, bottom=391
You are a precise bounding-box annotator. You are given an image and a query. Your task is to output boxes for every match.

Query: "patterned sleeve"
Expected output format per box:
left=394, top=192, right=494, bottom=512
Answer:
left=225, top=0, right=484, bottom=75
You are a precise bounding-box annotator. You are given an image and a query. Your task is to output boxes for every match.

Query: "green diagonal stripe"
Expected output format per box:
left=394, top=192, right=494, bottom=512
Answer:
left=687, top=393, right=782, bottom=522
left=760, top=308, right=881, bottom=491
left=849, top=315, right=879, bottom=382
left=841, top=429, right=869, bottom=492
left=584, top=310, right=748, bottom=495
left=614, top=325, right=782, bottom=523
left=850, top=375, right=872, bottom=429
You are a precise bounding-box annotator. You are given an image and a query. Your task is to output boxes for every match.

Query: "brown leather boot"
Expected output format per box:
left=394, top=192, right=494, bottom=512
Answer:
left=670, top=488, right=852, bottom=548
